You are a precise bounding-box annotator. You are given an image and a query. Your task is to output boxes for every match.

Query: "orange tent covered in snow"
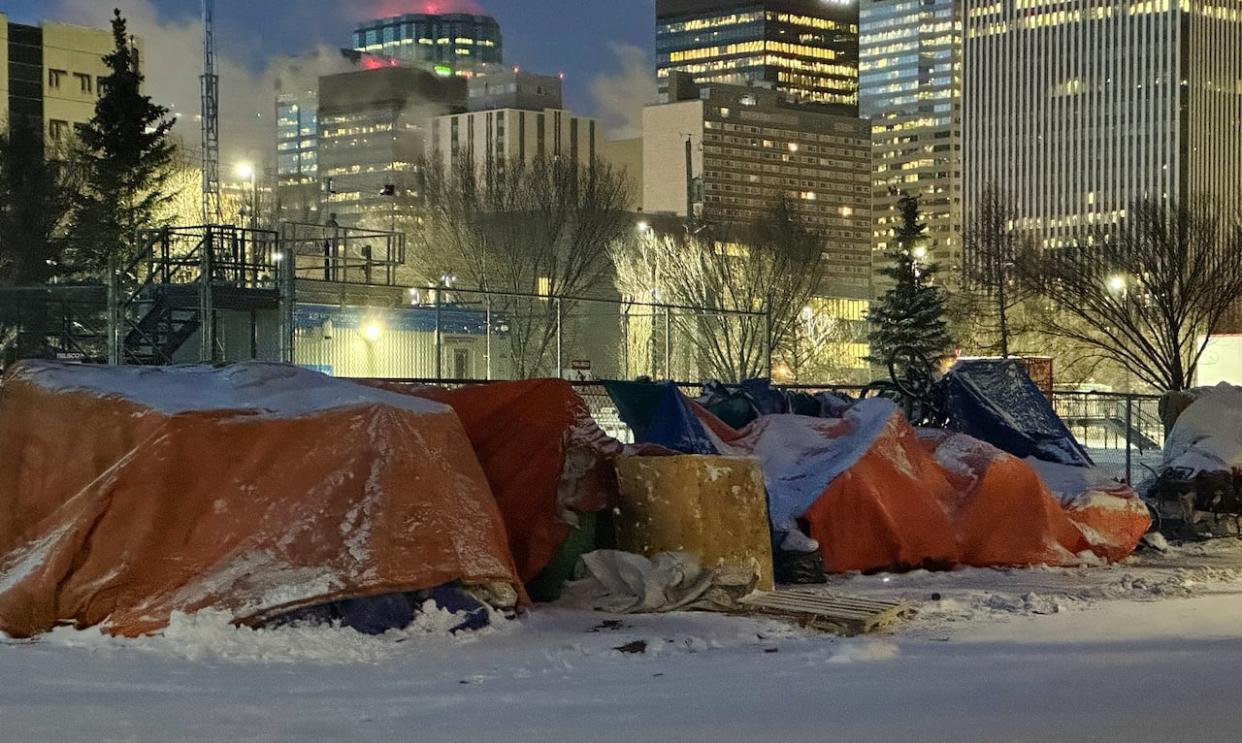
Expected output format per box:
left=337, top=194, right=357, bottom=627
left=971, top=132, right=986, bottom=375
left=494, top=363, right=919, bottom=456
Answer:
left=369, top=379, right=621, bottom=582
left=0, top=362, right=521, bottom=638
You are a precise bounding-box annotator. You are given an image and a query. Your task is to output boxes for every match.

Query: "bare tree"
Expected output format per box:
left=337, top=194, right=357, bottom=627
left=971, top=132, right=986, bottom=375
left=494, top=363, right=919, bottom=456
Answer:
left=416, top=155, right=633, bottom=378
left=1017, top=199, right=1242, bottom=392
left=613, top=200, right=828, bottom=383
left=961, top=187, right=1039, bottom=358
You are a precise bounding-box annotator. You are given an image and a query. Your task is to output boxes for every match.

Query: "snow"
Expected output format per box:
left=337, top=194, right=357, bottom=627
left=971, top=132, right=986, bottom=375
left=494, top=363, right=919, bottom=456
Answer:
left=1163, top=383, right=1242, bottom=474
left=7, top=360, right=447, bottom=418
left=8, top=541, right=1242, bottom=741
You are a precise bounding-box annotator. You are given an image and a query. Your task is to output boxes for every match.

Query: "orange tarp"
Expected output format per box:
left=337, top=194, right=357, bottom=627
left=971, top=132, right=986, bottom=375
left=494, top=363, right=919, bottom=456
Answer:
left=370, top=379, right=621, bottom=582
left=695, top=400, right=1148, bottom=574
left=0, top=362, right=521, bottom=638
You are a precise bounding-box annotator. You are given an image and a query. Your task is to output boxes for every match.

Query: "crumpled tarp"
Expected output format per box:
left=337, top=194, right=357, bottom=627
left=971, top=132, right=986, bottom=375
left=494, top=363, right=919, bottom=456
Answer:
left=610, top=385, right=1148, bottom=574
left=1162, top=383, right=1242, bottom=476
left=0, top=362, right=522, bottom=638
left=603, top=381, right=716, bottom=454
left=943, top=359, right=1093, bottom=467
left=561, top=550, right=754, bottom=613
left=370, top=379, right=622, bottom=583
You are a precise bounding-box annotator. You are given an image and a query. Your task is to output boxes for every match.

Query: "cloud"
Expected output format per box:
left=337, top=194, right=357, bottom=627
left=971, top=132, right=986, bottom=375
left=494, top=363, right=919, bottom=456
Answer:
left=46, top=0, right=352, bottom=168
left=590, top=43, right=656, bottom=140
left=356, top=0, right=489, bottom=18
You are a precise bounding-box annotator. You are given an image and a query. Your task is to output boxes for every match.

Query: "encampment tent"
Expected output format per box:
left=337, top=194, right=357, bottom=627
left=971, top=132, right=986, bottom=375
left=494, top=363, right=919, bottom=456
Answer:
left=0, top=362, right=521, bottom=638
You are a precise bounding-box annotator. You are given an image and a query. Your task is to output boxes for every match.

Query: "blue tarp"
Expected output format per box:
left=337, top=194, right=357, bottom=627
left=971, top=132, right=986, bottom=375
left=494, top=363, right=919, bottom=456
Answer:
left=943, top=359, right=1093, bottom=467
left=604, top=381, right=717, bottom=454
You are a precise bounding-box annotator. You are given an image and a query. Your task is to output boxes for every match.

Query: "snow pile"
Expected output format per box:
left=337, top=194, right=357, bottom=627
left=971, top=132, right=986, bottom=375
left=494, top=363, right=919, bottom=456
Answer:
left=42, top=605, right=509, bottom=665
left=1163, top=383, right=1242, bottom=475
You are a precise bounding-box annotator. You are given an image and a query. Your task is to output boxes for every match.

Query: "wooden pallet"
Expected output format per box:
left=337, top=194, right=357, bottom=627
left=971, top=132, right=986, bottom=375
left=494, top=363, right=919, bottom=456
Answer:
left=739, top=588, right=914, bottom=636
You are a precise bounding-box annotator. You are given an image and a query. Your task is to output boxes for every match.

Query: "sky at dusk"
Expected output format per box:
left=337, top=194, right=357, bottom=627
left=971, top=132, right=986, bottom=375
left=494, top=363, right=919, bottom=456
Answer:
left=1, top=0, right=657, bottom=156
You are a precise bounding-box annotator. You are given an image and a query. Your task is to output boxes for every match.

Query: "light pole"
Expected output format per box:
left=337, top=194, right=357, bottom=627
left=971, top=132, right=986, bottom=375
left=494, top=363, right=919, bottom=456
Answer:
left=235, top=162, right=257, bottom=230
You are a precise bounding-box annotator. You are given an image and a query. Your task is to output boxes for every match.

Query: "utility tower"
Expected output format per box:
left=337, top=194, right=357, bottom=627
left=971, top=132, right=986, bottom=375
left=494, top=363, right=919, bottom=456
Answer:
left=200, top=0, right=221, bottom=223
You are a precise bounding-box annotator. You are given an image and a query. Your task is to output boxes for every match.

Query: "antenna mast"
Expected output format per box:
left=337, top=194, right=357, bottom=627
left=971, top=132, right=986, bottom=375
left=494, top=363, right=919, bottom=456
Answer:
left=200, top=0, right=221, bottom=223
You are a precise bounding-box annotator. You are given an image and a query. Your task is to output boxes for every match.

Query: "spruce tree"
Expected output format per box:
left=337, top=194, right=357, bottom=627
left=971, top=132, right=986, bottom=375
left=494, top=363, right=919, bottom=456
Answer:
left=71, top=9, right=176, bottom=274
left=867, top=194, right=954, bottom=365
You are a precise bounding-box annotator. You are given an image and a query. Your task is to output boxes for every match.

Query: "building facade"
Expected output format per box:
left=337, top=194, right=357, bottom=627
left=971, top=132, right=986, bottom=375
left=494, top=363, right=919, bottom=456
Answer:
left=275, top=88, right=321, bottom=223
left=643, top=74, right=873, bottom=299
left=963, top=0, right=1242, bottom=251
left=317, top=67, right=466, bottom=228
left=428, top=71, right=598, bottom=174
left=352, top=13, right=502, bottom=77
left=0, top=15, right=120, bottom=151
left=859, top=0, right=962, bottom=285
left=655, top=0, right=860, bottom=109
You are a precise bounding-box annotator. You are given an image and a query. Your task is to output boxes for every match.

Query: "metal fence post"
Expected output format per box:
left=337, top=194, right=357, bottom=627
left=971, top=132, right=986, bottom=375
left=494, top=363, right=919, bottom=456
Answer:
left=106, top=264, right=120, bottom=365
left=764, top=302, right=773, bottom=380
left=663, top=305, right=671, bottom=381
left=486, top=293, right=493, bottom=381
left=1125, top=394, right=1134, bottom=484
left=434, top=288, right=443, bottom=380
left=556, top=296, right=564, bottom=380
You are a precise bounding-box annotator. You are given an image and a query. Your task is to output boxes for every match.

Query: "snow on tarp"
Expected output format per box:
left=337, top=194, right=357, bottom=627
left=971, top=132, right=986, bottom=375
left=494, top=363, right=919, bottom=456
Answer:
left=609, top=385, right=1148, bottom=574
left=367, top=379, right=622, bottom=583
left=0, top=361, right=522, bottom=639
left=943, top=358, right=1093, bottom=467
left=1163, top=383, right=1242, bottom=476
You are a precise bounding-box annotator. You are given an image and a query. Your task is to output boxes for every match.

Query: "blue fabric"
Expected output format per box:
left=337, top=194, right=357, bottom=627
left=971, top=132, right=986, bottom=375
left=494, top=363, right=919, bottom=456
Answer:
left=605, top=381, right=717, bottom=454
left=266, top=586, right=492, bottom=635
left=757, top=398, right=899, bottom=532
left=740, top=379, right=788, bottom=416
left=943, top=359, right=1093, bottom=467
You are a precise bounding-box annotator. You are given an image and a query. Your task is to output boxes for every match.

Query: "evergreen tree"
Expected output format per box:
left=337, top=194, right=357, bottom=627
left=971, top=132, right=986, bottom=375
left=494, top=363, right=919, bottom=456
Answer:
left=0, top=124, right=76, bottom=285
left=867, top=194, right=954, bottom=365
left=70, top=9, right=176, bottom=274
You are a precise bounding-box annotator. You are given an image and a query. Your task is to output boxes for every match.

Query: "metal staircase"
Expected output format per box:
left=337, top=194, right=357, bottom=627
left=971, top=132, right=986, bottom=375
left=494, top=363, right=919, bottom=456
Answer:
left=113, top=225, right=281, bottom=365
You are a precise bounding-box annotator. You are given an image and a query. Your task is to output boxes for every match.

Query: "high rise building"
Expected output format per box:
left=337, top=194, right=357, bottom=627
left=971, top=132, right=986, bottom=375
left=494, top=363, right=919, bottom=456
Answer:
left=317, top=67, right=466, bottom=227
left=655, top=0, right=860, bottom=109
left=643, top=73, right=873, bottom=300
left=427, top=71, right=598, bottom=175
left=351, top=12, right=502, bottom=78
left=275, top=88, right=321, bottom=222
left=0, top=15, right=124, bottom=151
left=859, top=0, right=962, bottom=284
left=963, top=0, right=1242, bottom=251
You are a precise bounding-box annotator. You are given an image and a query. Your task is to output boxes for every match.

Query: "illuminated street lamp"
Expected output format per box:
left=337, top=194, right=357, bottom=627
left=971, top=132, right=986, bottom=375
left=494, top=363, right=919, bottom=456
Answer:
left=235, top=161, right=257, bottom=229
left=1107, top=274, right=1127, bottom=295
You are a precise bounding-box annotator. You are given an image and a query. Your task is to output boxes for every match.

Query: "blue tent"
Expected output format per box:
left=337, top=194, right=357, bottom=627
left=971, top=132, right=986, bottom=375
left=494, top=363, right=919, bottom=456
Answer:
left=943, top=359, right=1093, bottom=467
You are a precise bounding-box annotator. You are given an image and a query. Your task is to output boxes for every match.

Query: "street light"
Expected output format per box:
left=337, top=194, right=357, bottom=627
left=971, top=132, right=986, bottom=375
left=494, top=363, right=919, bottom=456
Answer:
left=235, top=161, right=257, bottom=229
left=1107, top=274, right=1127, bottom=294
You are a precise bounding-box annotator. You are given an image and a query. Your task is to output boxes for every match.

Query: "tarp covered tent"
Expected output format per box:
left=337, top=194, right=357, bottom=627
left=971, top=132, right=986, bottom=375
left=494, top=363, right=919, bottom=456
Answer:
left=607, top=383, right=1149, bottom=574
left=943, top=358, right=1093, bottom=467
left=369, top=379, right=622, bottom=582
left=0, top=362, right=522, bottom=638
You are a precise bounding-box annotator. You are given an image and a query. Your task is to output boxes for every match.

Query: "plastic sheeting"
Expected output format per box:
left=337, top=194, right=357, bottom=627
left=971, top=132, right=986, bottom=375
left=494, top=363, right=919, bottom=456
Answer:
left=0, top=362, right=521, bottom=638
left=604, top=381, right=716, bottom=454
left=372, top=379, right=621, bottom=583
left=609, top=385, right=1148, bottom=574
left=943, top=359, right=1093, bottom=467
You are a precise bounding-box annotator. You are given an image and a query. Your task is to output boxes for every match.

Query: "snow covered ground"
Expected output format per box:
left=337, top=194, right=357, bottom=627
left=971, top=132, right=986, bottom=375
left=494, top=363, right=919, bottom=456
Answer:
left=6, top=541, right=1242, bottom=742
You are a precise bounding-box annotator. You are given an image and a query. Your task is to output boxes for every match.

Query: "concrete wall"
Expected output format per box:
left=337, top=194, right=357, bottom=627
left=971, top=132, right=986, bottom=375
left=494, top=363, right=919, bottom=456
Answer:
left=642, top=100, right=703, bottom=217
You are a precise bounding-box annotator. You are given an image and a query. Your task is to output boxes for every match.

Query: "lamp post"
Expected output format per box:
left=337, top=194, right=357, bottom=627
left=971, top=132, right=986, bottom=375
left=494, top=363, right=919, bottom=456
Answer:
left=235, top=162, right=257, bottom=230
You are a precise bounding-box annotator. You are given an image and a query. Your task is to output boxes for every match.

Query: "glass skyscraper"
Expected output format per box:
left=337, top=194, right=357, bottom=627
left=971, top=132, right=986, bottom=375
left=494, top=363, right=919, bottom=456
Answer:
left=656, top=0, right=860, bottom=110
left=859, top=0, right=962, bottom=281
left=963, top=0, right=1242, bottom=250
left=352, top=13, right=502, bottom=77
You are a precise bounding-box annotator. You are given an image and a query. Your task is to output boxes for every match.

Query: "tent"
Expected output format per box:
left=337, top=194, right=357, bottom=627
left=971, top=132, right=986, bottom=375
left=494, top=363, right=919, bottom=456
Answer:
left=0, top=362, right=521, bottom=638
left=370, top=379, right=622, bottom=582
left=943, top=358, right=1093, bottom=466
left=607, top=383, right=1149, bottom=574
